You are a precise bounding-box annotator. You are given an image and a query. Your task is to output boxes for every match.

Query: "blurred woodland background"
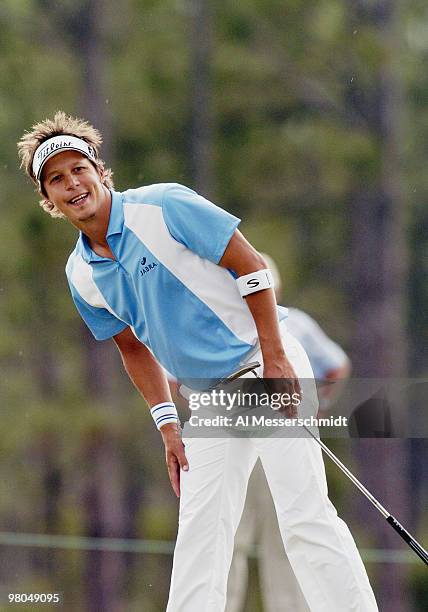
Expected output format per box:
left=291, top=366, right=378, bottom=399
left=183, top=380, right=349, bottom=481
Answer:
left=0, top=0, right=427, bottom=610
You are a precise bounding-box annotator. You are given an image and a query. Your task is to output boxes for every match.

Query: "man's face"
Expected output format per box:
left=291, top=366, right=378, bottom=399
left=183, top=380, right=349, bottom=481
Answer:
left=41, top=150, right=108, bottom=224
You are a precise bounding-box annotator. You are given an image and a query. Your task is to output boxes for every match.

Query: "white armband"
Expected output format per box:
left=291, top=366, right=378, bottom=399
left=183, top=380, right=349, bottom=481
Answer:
left=150, top=402, right=179, bottom=430
left=236, top=269, right=274, bottom=297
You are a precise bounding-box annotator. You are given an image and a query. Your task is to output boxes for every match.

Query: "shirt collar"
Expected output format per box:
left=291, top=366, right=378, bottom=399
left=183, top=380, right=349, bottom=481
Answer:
left=106, top=189, right=124, bottom=237
left=77, top=189, right=124, bottom=262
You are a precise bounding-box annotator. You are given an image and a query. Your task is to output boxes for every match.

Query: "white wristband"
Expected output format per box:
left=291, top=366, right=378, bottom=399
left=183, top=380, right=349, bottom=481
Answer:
left=150, top=402, right=179, bottom=430
left=236, top=269, right=274, bottom=297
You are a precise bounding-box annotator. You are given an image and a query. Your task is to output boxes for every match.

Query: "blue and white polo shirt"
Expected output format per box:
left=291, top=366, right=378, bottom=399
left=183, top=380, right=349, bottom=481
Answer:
left=66, top=183, right=287, bottom=385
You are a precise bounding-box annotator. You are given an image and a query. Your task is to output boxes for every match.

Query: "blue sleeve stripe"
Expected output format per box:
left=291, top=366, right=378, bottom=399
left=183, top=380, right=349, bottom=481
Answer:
left=151, top=403, right=175, bottom=414
left=156, top=414, right=179, bottom=425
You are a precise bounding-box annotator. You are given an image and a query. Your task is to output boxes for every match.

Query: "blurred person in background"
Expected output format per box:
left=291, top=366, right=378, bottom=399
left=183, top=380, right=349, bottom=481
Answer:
left=227, top=254, right=351, bottom=612
left=18, top=114, right=377, bottom=612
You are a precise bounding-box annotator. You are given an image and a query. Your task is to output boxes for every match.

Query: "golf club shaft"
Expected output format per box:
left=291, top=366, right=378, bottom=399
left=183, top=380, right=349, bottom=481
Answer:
left=302, top=424, right=389, bottom=518
left=247, top=366, right=428, bottom=567
left=302, top=424, right=428, bottom=566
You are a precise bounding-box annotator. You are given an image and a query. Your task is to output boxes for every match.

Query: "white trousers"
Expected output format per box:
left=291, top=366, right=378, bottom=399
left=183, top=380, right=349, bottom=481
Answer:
left=226, top=459, right=311, bottom=612
left=166, top=326, right=378, bottom=612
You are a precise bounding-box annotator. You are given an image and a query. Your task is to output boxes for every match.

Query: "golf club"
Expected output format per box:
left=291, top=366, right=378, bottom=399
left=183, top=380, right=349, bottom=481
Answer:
left=227, top=361, right=428, bottom=567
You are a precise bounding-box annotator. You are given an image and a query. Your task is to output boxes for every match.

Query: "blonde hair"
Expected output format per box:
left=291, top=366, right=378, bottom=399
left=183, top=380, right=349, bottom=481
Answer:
left=17, top=111, right=114, bottom=218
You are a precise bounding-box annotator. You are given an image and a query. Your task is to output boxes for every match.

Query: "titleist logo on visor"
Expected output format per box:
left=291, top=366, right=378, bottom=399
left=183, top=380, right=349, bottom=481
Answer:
left=32, top=135, right=97, bottom=180
left=37, top=140, right=88, bottom=162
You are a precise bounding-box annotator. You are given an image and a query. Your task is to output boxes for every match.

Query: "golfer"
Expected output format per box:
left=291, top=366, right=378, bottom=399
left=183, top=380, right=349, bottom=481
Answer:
left=18, top=112, right=378, bottom=612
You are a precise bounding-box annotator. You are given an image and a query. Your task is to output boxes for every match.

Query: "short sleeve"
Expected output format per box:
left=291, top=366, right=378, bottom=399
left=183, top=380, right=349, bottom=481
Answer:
left=68, top=282, right=127, bottom=341
left=287, top=309, right=348, bottom=378
left=161, top=183, right=241, bottom=263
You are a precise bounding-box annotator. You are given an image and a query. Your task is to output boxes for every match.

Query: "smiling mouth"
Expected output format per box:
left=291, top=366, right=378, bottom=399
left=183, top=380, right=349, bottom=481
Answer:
left=69, top=193, right=89, bottom=206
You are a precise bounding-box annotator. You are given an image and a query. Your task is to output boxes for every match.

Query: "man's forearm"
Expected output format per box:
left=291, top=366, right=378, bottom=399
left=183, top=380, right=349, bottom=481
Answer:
left=245, top=288, right=286, bottom=366
left=119, top=344, right=183, bottom=437
left=113, top=330, right=188, bottom=496
left=117, top=342, right=173, bottom=406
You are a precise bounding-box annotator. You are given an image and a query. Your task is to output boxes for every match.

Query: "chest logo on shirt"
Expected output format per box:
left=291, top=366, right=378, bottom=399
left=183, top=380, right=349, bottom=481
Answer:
left=140, top=257, right=158, bottom=276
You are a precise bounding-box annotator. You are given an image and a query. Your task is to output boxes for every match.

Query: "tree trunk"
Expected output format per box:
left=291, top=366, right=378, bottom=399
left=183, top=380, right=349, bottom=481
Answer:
left=189, top=0, right=215, bottom=195
left=347, top=2, right=410, bottom=610
left=68, top=2, right=130, bottom=609
left=82, top=429, right=127, bottom=612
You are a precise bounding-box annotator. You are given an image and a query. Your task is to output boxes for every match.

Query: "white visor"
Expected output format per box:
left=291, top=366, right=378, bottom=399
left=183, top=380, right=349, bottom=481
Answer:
left=32, top=135, right=97, bottom=181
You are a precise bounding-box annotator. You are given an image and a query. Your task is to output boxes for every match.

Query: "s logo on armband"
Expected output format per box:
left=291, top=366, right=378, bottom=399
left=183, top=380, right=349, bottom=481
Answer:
left=236, top=269, right=274, bottom=297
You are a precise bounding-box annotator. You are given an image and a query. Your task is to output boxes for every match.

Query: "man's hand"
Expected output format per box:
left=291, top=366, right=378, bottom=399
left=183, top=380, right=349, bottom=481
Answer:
left=160, top=422, right=189, bottom=498
left=263, top=354, right=301, bottom=418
